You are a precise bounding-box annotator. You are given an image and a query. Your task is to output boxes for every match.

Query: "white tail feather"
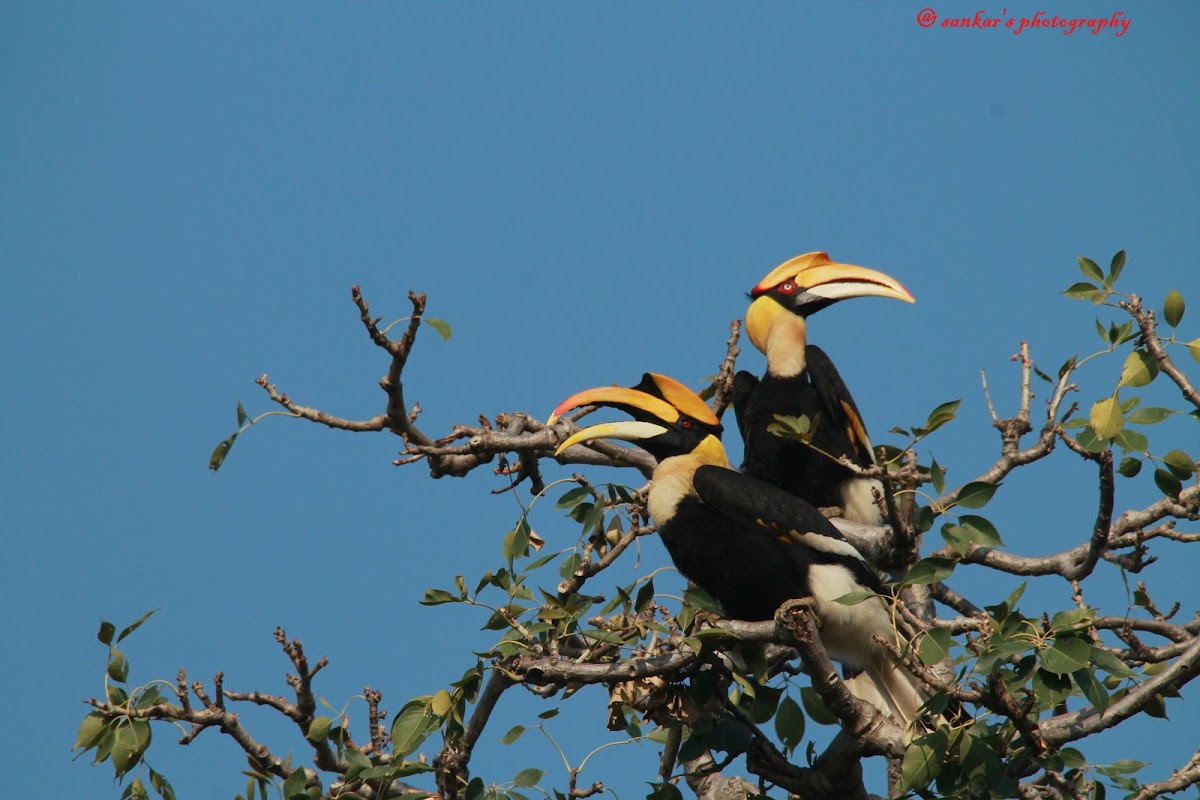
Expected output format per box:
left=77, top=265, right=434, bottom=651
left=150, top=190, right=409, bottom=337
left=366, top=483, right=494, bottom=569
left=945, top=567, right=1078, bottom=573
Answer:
left=843, top=658, right=933, bottom=744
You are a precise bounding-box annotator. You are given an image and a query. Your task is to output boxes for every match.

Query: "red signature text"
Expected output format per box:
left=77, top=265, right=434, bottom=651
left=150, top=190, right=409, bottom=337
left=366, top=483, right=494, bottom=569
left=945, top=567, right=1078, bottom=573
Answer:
left=916, top=8, right=1132, bottom=36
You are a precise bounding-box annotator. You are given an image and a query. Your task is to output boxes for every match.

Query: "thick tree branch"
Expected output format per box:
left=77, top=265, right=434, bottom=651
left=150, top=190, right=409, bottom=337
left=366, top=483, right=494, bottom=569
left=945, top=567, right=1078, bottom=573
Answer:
left=1040, top=635, right=1200, bottom=746
left=926, top=484, right=1199, bottom=578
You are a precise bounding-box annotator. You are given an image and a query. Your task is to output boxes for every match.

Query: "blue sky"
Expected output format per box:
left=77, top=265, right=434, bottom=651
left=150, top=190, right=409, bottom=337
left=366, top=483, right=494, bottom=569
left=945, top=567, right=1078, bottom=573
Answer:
left=3, top=2, right=1198, bottom=797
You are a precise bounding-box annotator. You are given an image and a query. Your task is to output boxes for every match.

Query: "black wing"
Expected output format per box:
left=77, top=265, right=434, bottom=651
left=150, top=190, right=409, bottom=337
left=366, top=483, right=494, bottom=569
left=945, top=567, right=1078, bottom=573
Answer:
left=731, top=370, right=760, bottom=443
left=691, top=464, right=883, bottom=593
left=805, top=345, right=874, bottom=467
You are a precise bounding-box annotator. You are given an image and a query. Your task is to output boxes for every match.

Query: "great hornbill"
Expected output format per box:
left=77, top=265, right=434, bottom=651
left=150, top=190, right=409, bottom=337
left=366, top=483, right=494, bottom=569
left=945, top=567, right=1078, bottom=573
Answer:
left=548, top=372, right=928, bottom=733
left=733, top=252, right=914, bottom=526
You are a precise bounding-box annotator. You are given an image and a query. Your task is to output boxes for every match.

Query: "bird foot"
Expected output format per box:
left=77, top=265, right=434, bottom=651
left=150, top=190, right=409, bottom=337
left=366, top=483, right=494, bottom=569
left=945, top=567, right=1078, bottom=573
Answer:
left=818, top=505, right=844, bottom=520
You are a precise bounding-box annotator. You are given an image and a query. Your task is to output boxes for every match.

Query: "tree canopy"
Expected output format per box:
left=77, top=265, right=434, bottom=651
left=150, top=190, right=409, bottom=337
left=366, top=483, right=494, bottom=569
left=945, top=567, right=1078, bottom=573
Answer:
left=77, top=253, right=1200, bottom=800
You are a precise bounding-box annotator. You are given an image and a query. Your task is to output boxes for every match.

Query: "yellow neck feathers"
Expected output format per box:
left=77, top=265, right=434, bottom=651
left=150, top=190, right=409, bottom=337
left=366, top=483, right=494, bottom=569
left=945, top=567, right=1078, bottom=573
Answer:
left=746, top=296, right=809, bottom=378
left=647, top=434, right=730, bottom=524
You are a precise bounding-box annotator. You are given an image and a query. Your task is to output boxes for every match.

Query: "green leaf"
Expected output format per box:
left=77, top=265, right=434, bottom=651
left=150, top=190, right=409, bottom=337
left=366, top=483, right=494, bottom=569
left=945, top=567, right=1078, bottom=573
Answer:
left=1050, top=607, right=1094, bottom=632
left=634, top=578, right=655, bottom=613
left=107, top=649, right=130, bottom=683
left=955, top=481, right=998, bottom=509
left=559, top=553, right=581, bottom=581
left=282, top=767, right=307, bottom=800
left=1100, top=759, right=1149, bottom=776
left=1059, top=354, right=1079, bottom=378
left=1075, top=426, right=1109, bottom=453
left=423, top=317, right=453, bottom=341
left=1090, top=646, right=1135, bottom=679
left=555, top=486, right=592, bottom=509
left=1164, top=289, right=1185, bottom=328
left=832, top=590, right=876, bottom=606
left=959, top=515, right=1005, bottom=547
left=511, top=768, right=545, bottom=789
left=901, top=557, right=957, bottom=586
left=1073, top=669, right=1109, bottom=712
left=98, top=621, right=116, bottom=646
left=1154, top=468, right=1183, bottom=498
left=1118, top=351, right=1158, bottom=389
left=1064, top=282, right=1100, bottom=301
left=1127, top=406, right=1175, bottom=425
left=919, top=628, right=954, bottom=666
left=149, top=768, right=176, bottom=800
left=1090, top=395, right=1123, bottom=439
left=799, top=686, right=837, bottom=725
left=773, top=696, right=805, bottom=753
left=390, top=697, right=436, bottom=758
left=1162, top=449, right=1196, bottom=476
left=929, top=458, right=945, bottom=495
left=110, top=720, right=151, bottom=778
left=940, top=524, right=972, bottom=555
left=1041, top=636, right=1091, bottom=675
left=1113, top=429, right=1149, bottom=453
left=306, top=716, right=332, bottom=743
left=503, top=520, right=531, bottom=562
left=1143, top=693, right=1169, bottom=719
left=1188, top=337, right=1200, bottom=364
left=431, top=689, right=453, bottom=717
left=1032, top=668, right=1073, bottom=708
left=117, top=610, right=157, bottom=644
left=1078, top=256, right=1104, bottom=283
left=499, top=725, right=526, bottom=745
left=646, top=782, right=684, bottom=800
left=1117, top=457, right=1142, bottom=478
left=236, top=398, right=249, bottom=428
left=896, top=731, right=948, bottom=792
left=209, top=433, right=238, bottom=472
left=924, top=399, right=961, bottom=432
left=918, top=504, right=936, bottom=533
left=682, top=587, right=723, bottom=615
left=421, top=589, right=458, bottom=606
left=75, top=712, right=110, bottom=750
left=124, top=777, right=149, bottom=800
left=1108, top=250, right=1126, bottom=284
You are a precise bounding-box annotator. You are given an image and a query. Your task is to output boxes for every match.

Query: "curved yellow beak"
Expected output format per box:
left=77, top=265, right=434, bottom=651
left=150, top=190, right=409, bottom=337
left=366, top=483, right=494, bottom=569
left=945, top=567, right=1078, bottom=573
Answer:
left=547, top=373, right=719, bottom=428
left=752, top=252, right=915, bottom=304
left=547, top=385, right=680, bottom=427
left=554, top=421, right=670, bottom=456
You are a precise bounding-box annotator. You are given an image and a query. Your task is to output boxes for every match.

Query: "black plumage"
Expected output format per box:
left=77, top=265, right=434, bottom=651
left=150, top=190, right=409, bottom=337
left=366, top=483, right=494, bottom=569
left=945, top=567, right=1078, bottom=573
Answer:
left=733, top=344, right=874, bottom=511
left=551, top=373, right=930, bottom=732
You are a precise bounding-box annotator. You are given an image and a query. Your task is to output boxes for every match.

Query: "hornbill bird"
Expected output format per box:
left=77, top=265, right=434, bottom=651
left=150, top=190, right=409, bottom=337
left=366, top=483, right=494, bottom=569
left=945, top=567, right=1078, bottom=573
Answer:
left=548, top=373, right=929, bottom=733
left=733, top=252, right=915, bottom=526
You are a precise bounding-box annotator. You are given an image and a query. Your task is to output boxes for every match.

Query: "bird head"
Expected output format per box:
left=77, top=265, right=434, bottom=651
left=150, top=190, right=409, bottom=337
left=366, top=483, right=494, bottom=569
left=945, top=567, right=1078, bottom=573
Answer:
left=548, top=372, right=725, bottom=463
left=745, top=252, right=915, bottom=355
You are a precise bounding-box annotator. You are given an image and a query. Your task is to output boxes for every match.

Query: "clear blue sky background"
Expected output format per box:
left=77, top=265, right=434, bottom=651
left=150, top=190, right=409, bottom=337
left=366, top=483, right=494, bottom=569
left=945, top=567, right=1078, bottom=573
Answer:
left=3, top=2, right=1198, bottom=797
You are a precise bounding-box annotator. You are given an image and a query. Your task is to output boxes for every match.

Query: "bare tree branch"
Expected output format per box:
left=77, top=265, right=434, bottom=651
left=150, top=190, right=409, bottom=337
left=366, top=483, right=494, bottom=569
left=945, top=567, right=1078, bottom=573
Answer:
left=1129, top=746, right=1200, bottom=800
left=708, top=320, right=742, bottom=420
left=1122, top=294, right=1200, bottom=411
left=1040, top=635, right=1200, bottom=746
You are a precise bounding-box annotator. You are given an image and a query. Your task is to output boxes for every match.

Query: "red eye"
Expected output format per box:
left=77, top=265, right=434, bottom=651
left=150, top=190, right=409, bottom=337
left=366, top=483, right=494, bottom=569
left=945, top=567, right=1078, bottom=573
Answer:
left=778, top=281, right=798, bottom=295
left=681, top=419, right=693, bottom=429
